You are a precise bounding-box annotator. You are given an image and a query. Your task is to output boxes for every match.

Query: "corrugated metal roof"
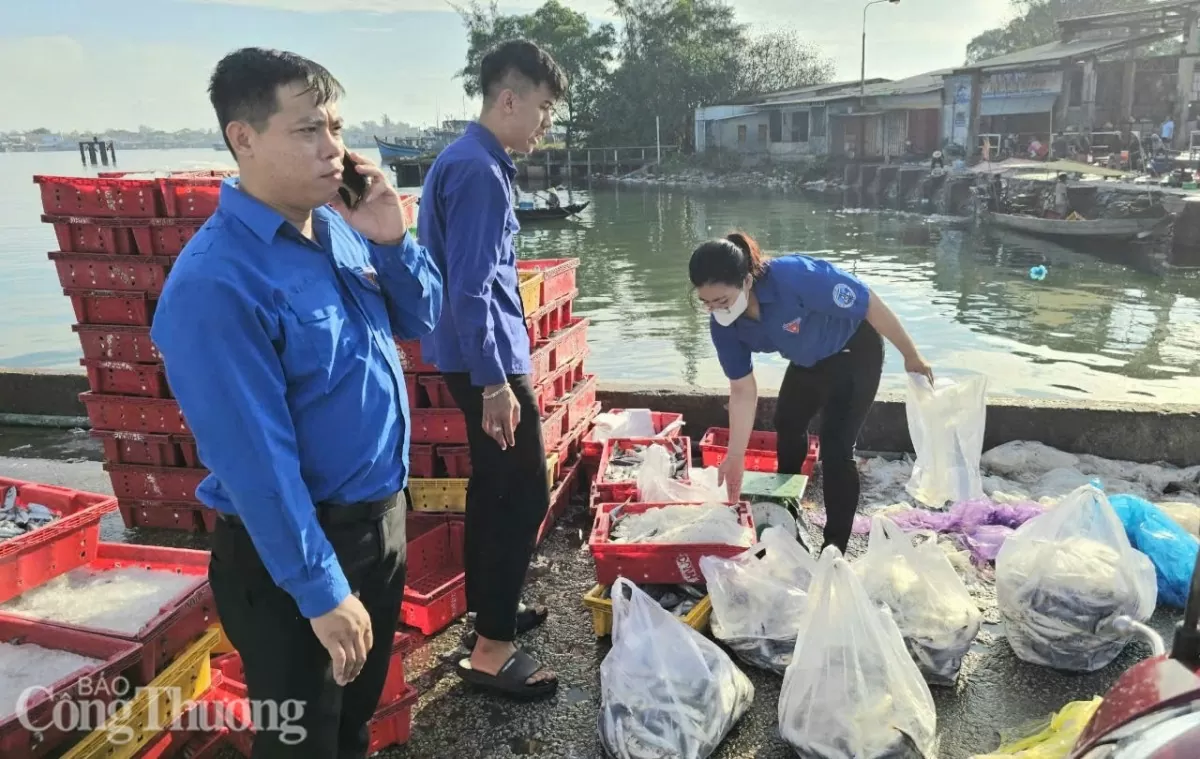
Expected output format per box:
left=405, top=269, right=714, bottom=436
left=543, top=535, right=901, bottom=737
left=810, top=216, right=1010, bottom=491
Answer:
left=758, top=69, right=951, bottom=107
left=960, top=34, right=1167, bottom=72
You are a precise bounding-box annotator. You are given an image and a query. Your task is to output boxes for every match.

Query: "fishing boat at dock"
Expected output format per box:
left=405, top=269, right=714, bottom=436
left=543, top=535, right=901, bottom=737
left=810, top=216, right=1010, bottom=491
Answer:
left=375, top=136, right=422, bottom=162
left=982, top=210, right=1168, bottom=241
left=516, top=202, right=589, bottom=222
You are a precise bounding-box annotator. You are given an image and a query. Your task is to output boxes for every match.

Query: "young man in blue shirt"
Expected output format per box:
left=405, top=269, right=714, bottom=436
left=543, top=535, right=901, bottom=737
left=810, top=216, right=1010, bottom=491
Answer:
left=419, top=40, right=566, bottom=700
left=150, top=48, right=442, bottom=756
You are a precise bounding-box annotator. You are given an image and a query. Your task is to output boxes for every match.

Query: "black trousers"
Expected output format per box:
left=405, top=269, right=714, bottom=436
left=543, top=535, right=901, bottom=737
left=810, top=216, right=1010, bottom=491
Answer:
left=209, top=494, right=407, bottom=759
left=442, top=373, right=550, bottom=642
left=775, top=322, right=884, bottom=553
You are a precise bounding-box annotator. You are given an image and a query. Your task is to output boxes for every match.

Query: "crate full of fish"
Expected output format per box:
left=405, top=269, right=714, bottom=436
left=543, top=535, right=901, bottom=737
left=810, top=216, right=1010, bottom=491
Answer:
left=0, top=616, right=142, bottom=758
left=57, top=627, right=220, bottom=759
left=0, top=478, right=118, bottom=605
left=0, top=542, right=215, bottom=686
left=594, top=437, right=692, bottom=505
left=589, top=502, right=756, bottom=586
left=699, top=427, right=821, bottom=477
left=583, top=582, right=712, bottom=637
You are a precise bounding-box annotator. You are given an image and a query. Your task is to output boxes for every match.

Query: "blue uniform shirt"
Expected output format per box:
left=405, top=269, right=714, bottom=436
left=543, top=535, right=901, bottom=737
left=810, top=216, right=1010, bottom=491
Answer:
left=150, top=178, right=443, bottom=619
left=418, top=122, right=530, bottom=386
left=711, top=255, right=870, bottom=380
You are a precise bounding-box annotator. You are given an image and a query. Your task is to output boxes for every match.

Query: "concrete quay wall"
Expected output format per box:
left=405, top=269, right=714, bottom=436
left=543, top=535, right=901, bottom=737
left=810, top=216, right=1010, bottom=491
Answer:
left=3, top=369, right=1197, bottom=466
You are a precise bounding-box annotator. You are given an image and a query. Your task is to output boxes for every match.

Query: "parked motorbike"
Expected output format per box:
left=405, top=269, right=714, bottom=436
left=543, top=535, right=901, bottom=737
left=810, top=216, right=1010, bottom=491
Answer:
left=1068, top=549, right=1200, bottom=757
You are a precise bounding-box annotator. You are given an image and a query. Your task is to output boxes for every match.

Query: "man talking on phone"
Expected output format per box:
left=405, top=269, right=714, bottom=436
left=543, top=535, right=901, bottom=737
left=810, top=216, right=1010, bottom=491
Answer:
left=418, top=39, right=566, bottom=700
left=150, top=48, right=441, bottom=757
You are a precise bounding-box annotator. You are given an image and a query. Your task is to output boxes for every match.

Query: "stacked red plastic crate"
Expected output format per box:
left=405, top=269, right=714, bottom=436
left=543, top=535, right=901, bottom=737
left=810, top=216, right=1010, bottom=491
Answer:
left=35, top=171, right=230, bottom=533
left=400, top=257, right=596, bottom=536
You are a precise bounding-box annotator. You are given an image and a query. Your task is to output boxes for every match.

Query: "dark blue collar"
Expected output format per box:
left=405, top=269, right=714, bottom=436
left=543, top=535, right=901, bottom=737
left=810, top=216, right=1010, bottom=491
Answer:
left=218, top=177, right=336, bottom=246
left=465, top=122, right=515, bottom=174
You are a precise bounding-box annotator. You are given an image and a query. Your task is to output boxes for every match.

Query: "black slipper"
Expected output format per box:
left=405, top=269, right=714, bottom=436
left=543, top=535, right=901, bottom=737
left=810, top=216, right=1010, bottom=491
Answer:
left=461, top=603, right=548, bottom=650
left=456, top=648, right=558, bottom=701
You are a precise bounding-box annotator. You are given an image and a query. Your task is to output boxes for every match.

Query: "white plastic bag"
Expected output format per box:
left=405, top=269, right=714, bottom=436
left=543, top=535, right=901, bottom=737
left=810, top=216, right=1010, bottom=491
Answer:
left=700, top=527, right=817, bottom=673
left=599, top=578, right=755, bottom=759
left=853, top=516, right=982, bottom=685
left=779, top=547, right=937, bottom=759
left=905, top=373, right=989, bottom=508
left=995, top=484, right=1158, bottom=672
left=592, top=409, right=681, bottom=444
left=637, top=444, right=724, bottom=503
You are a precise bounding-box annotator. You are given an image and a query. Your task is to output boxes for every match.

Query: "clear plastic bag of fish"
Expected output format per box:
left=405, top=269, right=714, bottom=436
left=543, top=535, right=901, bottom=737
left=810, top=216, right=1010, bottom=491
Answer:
left=600, top=577, right=755, bottom=759
left=700, top=527, right=817, bottom=673
left=995, top=484, right=1158, bottom=673
left=779, top=547, right=937, bottom=759
left=605, top=440, right=687, bottom=485
left=637, top=444, right=723, bottom=503
left=905, top=373, right=988, bottom=508
left=611, top=504, right=754, bottom=548
left=853, top=516, right=982, bottom=685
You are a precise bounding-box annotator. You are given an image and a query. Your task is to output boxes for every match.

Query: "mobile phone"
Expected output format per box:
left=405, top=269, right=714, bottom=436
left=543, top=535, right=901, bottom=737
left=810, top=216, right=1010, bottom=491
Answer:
left=338, top=154, right=369, bottom=209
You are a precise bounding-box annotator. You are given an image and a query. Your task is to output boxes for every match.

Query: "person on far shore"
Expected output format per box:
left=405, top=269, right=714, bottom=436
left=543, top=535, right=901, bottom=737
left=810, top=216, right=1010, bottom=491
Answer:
left=688, top=232, right=933, bottom=554
left=151, top=48, right=442, bottom=757
left=417, top=39, right=567, bottom=700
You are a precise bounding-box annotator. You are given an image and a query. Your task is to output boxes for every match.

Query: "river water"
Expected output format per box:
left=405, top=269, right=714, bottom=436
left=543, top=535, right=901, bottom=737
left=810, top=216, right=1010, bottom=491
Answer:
left=3, top=148, right=1199, bottom=403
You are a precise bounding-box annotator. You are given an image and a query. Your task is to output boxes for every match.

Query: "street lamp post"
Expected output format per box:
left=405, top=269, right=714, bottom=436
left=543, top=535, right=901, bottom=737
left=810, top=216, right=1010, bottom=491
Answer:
left=862, top=0, right=901, bottom=97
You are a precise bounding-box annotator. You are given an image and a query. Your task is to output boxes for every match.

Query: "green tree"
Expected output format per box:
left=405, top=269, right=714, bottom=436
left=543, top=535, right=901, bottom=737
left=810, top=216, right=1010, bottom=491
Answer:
left=592, top=0, right=745, bottom=150
left=966, top=0, right=1181, bottom=64
left=738, top=29, right=835, bottom=97
left=455, top=0, right=616, bottom=148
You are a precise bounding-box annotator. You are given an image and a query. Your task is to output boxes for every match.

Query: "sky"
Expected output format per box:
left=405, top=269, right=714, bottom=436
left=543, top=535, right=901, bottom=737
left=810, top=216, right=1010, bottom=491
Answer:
left=0, top=0, right=1017, bottom=132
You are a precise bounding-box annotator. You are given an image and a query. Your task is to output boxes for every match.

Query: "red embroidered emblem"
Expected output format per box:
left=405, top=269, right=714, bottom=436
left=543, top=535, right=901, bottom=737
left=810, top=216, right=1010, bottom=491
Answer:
left=783, top=319, right=801, bottom=334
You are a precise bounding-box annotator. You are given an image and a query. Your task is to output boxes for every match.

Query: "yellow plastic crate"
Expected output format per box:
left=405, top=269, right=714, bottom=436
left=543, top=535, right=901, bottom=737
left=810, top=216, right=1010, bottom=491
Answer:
left=546, top=452, right=559, bottom=492
left=409, top=478, right=468, bottom=512
left=210, top=622, right=235, bottom=654
left=582, top=584, right=713, bottom=637
left=519, top=271, right=544, bottom=317
left=61, top=627, right=221, bottom=759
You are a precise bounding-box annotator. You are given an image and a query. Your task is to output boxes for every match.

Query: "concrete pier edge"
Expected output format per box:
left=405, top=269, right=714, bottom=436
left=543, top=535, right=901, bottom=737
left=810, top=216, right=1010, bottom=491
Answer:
left=2, top=368, right=1198, bottom=465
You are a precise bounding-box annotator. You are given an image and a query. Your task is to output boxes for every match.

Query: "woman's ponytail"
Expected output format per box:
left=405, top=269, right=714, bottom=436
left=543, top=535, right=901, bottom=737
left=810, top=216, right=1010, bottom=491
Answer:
left=725, top=232, right=767, bottom=279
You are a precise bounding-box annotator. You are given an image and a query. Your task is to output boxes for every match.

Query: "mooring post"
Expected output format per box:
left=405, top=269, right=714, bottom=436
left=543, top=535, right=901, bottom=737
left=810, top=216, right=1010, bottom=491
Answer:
left=78, top=142, right=87, bottom=165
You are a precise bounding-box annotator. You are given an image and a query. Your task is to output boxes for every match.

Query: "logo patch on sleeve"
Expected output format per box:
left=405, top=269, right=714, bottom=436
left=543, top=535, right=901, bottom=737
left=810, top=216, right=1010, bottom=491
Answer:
left=782, top=318, right=801, bottom=334
left=833, top=283, right=857, bottom=309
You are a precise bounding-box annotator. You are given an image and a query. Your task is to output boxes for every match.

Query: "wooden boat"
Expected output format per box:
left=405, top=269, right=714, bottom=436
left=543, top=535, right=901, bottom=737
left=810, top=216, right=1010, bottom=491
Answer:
left=983, top=211, right=1166, bottom=241
left=515, top=202, right=589, bottom=222
left=375, top=136, right=422, bottom=162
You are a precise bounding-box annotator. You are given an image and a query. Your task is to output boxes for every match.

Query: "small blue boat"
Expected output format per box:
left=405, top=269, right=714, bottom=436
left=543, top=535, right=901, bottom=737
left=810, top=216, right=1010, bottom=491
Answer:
left=375, top=136, right=422, bottom=162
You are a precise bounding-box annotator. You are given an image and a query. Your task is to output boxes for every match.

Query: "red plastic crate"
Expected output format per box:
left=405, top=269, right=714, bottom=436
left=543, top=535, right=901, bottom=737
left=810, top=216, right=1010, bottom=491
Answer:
left=405, top=515, right=463, bottom=589
left=417, top=374, right=454, bottom=409
left=699, top=428, right=820, bottom=477
left=549, top=374, right=597, bottom=433
left=402, top=520, right=466, bottom=635
left=594, top=436, right=692, bottom=504
left=548, top=317, right=589, bottom=368
left=159, top=176, right=223, bottom=218
left=540, top=405, right=568, bottom=453
left=80, top=392, right=189, bottom=434
left=589, top=501, right=755, bottom=585
left=42, top=214, right=205, bottom=257
left=395, top=339, right=438, bottom=373
left=436, top=445, right=471, bottom=478
left=525, top=289, right=578, bottom=343
left=530, top=340, right=554, bottom=384
left=556, top=402, right=602, bottom=468
left=105, top=463, right=208, bottom=502
left=367, top=685, right=420, bottom=753
left=72, top=324, right=160, bottom=362
left=91, top=430, right=199, bottom=468
left=404, top=374, right=423, bottom=410
left=34, top=174, right=161, bottom=218
left=409, top=443, right=436, bottom=478
left=81, top=358, right=171, bottom=398
left=134, top=220, right=204, bottom=256
left=536, top=459, right=581, bottom=546
left=410, top=408, right=467, bottom=445
left=117, top=500, right=214, bottom=533
left=49, top=251, right=173, bottom=294
left=66, top=289, right=158, bottom=326
left=0, top=542, right=215, bottom=686
left=517, top=258, right=579, bottom=304
left=0, top=617, right=142, bottom=759
left=0, top=477, right=118, bottom=605
left=581, top=410, right=685, bottom=462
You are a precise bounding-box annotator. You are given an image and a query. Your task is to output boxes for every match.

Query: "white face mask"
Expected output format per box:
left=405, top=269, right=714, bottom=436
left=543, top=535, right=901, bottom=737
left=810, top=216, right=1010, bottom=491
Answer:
left=712, top=288, right=749, bottom=327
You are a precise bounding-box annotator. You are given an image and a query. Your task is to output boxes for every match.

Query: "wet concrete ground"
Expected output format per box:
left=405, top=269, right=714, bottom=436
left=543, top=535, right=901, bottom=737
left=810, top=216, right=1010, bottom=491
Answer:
left=0, top=425, right=1184, bottom=759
